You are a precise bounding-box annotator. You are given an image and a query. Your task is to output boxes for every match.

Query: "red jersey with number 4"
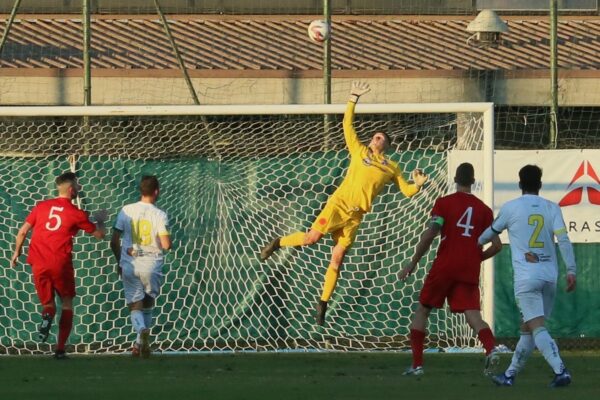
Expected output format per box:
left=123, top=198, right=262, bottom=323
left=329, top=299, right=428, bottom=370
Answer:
left=25, top=197, right=96, bottom=269
left=429, top=191, right=494, bottom=284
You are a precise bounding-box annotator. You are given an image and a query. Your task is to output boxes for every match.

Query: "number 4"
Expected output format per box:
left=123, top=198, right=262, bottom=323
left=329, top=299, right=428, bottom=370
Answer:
left=457, top=207, right=474, bottom=237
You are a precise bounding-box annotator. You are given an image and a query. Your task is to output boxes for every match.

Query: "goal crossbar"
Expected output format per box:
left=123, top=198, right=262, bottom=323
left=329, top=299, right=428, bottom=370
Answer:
left=0, top=103, right=494, bottom=117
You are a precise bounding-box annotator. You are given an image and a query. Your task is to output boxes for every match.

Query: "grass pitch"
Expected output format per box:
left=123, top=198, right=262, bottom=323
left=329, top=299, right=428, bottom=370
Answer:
left=0, top=352, right=598, bottom=400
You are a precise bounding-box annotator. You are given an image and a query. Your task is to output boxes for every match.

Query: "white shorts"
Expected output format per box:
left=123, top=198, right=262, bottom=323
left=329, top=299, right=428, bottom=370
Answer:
left=514, top=279, right=556, bottom=323
left=121, top=259, right=163, bottom=305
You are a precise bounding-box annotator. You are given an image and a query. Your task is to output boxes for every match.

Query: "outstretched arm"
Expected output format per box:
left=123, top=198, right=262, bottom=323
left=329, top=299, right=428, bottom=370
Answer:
left=394, top=168, right=428, bottom=198
left=11, top=222, right=32, bottom=267
left=399, top=222, right=440, bottom=281
left=343, top=81, right=371, bottom=155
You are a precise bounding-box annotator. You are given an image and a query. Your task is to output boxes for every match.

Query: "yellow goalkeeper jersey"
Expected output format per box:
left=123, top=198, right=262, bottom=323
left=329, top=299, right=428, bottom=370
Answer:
left=329, top=101, right=420, bottom=213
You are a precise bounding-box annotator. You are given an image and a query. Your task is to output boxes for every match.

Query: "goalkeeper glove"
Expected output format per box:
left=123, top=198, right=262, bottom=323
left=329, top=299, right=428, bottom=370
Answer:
left=349, top=81, right=371, bottom=103
left=412, top=169, right=428, bottom=188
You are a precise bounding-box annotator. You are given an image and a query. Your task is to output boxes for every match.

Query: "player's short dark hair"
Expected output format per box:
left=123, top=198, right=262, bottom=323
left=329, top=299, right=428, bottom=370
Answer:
left=140, top=175, right=159, bottom=196
left=519, top=164, right=542, bottom=192
left=455, top=163, right=475, bottom=186
left=55, top=172, right=77, bottom=186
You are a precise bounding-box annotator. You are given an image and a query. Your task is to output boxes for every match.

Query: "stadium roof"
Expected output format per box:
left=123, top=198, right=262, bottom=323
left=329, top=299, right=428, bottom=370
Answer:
left=1, top=15, right=600, bottom=76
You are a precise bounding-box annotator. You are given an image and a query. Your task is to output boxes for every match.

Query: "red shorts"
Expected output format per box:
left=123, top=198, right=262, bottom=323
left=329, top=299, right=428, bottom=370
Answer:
left=419, top=271, right=480, bottom=313
left=31, top=264, right=76, bottom=305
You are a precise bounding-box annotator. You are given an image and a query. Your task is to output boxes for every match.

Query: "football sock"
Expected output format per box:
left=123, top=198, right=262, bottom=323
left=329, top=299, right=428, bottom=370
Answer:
left=505, top=332, right=535, bottom=377
left=477, top=327, right=496, bottom=355
left=42, top=305, right=56, bottom=320
left=56, top=309, right=73, bottom=352
left=130, top=310, right=146, bottom=339
left=533, top=327, right=565, bottom=375
left=320, top=264, right=339, bottom=302
left=142, top=308, right=153, bottom=329
left=280, top=232, right=305, bottom=247
left=410, top=328, right=426, bottom=368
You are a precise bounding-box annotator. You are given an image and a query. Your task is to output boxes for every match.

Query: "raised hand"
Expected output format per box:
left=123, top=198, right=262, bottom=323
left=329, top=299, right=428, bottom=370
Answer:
left=350, top=81, right=371, bottom=98
left=412, top=169, right=428, bottom=188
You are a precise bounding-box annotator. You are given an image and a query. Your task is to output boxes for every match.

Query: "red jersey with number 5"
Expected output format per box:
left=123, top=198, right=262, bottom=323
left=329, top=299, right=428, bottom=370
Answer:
left=25, top=197, right=96, bottom=269
left=429, top=191, right=494, bottom=284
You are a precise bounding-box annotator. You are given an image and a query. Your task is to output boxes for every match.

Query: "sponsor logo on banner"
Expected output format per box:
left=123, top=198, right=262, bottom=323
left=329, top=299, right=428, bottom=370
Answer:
left=559, top=160, right=600, bottom=206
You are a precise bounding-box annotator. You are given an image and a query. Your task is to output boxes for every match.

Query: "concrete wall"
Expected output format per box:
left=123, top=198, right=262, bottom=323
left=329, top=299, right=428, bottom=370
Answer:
left=1, top=75, right=600, bottom=106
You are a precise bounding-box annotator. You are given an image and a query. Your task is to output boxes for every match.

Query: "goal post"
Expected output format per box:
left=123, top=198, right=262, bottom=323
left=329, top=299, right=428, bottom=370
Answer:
left=0, top=102, right=494, bottom=354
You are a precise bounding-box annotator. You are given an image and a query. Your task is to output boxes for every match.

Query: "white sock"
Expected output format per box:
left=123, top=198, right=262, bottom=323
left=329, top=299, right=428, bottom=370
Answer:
left=505, top=332, right=535, bottom=377
left=130, top=310, right=146, bottom=342
left=142, top=308, right=153, bottom=329
left=533, top=327, right=565, bottom=375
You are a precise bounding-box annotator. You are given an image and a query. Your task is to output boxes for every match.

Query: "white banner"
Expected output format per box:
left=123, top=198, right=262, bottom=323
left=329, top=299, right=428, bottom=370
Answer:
left=448, top=149, right=600, bottom=243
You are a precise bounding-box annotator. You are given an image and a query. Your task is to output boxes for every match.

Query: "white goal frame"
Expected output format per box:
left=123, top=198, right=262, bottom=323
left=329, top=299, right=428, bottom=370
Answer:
left=0, top=102, right=496, bottom=344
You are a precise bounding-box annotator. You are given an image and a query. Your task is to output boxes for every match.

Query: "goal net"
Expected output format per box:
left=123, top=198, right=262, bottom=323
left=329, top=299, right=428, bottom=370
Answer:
left=0, top=103, right=493, bottom=354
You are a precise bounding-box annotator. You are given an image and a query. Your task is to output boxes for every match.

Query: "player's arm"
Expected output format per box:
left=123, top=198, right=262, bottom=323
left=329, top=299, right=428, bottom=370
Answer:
left=110, top=229, right=122, bottom=264
left=478, top=206, right=508, bottom=246
left=481, top=235, right=502, bottom=261
left=110, top=228, right=123, bottom=277
left=552, top=206, right=576, bottom=292
left=79, top=209, right=107, bottom=240
left=110, top=210, right=126, bottom=275
left=343, top=81, right=370, bottom=155
left=159, top=234, right=172, bottom=251
left=158, top=213, right=172, bottom=251
left=480, top=207, right=502, bottom=261
left=399, top=219, right=441, bottom=281
left=10, top=222, right=33, bottom=267
left=393, top=168, right=428, bottom=198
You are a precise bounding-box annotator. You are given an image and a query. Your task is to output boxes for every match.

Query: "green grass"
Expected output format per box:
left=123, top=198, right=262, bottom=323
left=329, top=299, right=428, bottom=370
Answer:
left=0, top=352, right=598, bottom=400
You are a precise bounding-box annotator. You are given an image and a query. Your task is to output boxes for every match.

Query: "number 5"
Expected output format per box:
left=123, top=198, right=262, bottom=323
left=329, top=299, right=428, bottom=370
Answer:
left=45, top=206, right=64, bottom=231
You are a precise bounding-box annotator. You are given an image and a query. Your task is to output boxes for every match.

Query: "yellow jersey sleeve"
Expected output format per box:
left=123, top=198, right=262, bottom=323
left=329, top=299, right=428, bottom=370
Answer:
left=393, top=164, right=420, bottom=198
left=343, top=101, right=366, bottom=156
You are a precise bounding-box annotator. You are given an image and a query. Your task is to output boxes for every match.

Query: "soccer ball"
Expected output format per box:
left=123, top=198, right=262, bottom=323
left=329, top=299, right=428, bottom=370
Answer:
left=308, top=20, right=330, bottom=43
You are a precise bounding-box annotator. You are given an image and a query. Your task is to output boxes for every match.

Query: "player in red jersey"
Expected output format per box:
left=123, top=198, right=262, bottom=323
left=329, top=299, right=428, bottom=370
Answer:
left=399, top=163, right=503, bottom=376
left=10, top=172, right=106, bottom=359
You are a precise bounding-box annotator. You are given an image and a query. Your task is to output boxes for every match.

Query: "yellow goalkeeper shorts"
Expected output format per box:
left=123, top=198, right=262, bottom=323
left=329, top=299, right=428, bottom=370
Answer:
left=311, top=200, right=363, bottom=249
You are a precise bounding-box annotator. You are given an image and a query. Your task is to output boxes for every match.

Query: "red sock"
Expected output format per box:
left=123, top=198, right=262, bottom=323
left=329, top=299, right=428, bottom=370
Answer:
left=57, top=309, right=74, bottom=352
left=478, top=327, right=496, bottom=355
left=42, top=305, right=56, bottom=319
left=410, top=328, right=426, bottom=368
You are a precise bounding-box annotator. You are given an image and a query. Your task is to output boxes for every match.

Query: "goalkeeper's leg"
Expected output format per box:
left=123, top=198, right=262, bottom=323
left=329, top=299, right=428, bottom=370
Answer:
left=316, top=244, right=346, bottom=326
left=261, top=201, right=344, bottom=261
left=260, top=229, right=323, bottom=261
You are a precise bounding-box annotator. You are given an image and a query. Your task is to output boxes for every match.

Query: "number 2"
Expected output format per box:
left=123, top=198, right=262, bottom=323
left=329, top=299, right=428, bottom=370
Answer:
left=45, top=206, right=64, bottom=231
left=456, top=207, right=474, bottom=237
left=528, top=214, right=545, bottom=248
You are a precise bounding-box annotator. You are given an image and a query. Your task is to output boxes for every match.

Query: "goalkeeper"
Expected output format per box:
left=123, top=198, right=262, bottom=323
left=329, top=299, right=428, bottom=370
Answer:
left=261, top=81, right=428, bottom=325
